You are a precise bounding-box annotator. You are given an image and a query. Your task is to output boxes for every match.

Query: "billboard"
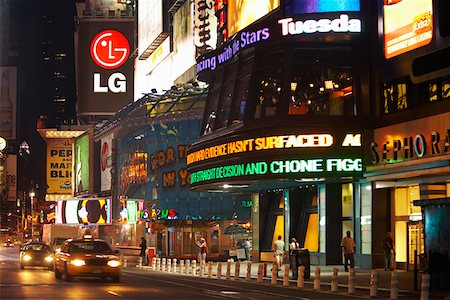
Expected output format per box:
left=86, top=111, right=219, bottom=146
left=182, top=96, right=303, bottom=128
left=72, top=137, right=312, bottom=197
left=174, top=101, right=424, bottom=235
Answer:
left=77, top=20, right=134, bottom=115
left=383, top=0, right=433, bottom=59
left=0, top=67, right=17, bottom=140
left=74, top=131, right=92, bottom=195
left=46, top=139, right=73, bottom=195
left=194, top=0, right=218, bottom=57
left=138, top=0, right=169, bottom=59
left=285, top=0, right=360, bottom=15
left=6, top=154, right=16, bottom=202
left=227, top=0, right=280, bottom=37
left=100, top=133, right=113, bottom=192
left=56, top=198, right=111, bottom=225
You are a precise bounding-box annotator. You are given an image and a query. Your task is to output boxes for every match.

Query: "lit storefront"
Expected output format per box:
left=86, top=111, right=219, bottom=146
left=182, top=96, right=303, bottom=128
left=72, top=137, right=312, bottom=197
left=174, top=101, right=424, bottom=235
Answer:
left=188, top=1, right=373, bottom=265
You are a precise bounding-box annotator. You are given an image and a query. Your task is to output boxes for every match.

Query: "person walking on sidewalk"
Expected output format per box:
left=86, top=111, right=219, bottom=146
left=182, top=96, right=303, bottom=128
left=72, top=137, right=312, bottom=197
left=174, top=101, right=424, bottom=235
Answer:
left=273, top=235, right=285, bottom=271
left=289, top=238, right=300, bottom=279
left=383, top=232, right=395, bottom=270
left=341, top=231, right=355, bottom=272
left=139, top=237, right=147, bottom=265
left=243, top=238, right=251, bottom=261
left=197, top=237, right=208, bottom=268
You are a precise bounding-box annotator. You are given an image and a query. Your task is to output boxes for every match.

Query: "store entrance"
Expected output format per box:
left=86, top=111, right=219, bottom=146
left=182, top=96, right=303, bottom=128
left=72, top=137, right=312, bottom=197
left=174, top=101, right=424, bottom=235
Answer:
left=407, top=221, right=424, bottom=270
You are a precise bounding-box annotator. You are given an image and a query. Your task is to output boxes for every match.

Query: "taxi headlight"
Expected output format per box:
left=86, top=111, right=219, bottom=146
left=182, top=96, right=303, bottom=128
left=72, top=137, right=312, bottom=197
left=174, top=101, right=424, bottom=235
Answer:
left=45, top=256, right=54, bottom=262
left=71, top=259, right=86, bottom=266
left=23, top=254, right=32, bottom=261
left=107, top=260, right=120, bottom=268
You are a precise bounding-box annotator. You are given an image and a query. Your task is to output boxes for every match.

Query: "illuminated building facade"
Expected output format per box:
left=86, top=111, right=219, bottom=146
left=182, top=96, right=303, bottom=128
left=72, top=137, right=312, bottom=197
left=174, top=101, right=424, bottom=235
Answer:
left=365, top=0, right=450, bottom=286
left=188, top=0, right=375, bottom=266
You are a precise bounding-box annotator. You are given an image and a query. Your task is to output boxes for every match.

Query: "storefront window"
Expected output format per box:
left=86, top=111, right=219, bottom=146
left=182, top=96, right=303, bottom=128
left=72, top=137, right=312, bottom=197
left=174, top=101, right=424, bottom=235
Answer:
left=382, top=79, right=408, bottom=114
left=288, top=50, right=355, bottom=116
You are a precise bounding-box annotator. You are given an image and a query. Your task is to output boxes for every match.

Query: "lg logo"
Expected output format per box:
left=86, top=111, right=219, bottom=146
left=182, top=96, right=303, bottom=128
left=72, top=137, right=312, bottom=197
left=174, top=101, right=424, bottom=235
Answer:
left=90, top=30, right=130, bottom=93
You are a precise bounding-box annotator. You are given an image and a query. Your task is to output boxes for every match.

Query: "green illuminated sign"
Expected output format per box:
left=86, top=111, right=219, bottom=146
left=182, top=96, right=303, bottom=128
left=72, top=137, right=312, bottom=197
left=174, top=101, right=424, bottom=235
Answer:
left=190, top=158, right=362, bottom=184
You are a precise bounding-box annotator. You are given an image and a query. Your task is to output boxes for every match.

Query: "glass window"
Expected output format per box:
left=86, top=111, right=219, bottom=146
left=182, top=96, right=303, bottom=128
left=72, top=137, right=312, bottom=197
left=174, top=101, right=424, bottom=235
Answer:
left=202, top=70, right=224, bottom=135
left=382, top=79, right=408, bottom=114
left=216, top=63, right=239, bottom=129
left=288, top=50, right=355, bottom=116
left=229, top=58, right=254, bottom=124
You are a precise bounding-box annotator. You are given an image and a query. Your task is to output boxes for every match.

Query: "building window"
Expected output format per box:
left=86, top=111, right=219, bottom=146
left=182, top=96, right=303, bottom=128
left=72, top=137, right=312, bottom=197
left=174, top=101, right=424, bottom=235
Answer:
left=228, top=57, right=254, bottom=125
left=215, top=63, right=238, bottom=129
left=382, top=79, right=408, bottom=114
left=289, top=50, right=355, bottom=116
left=202, top=69, right=224, bottom=134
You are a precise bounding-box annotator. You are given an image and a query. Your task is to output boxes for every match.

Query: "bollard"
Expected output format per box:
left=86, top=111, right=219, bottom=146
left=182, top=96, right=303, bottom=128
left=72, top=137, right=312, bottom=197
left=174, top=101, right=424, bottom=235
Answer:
left=173, top=258, right=177, bottom=273
left=186, top=259, right=190, bottom=274
left=331, top=267, right=338, bottom=292
left=263, top=263, right=267, bottom=278
left=257, top=264, right=263, bottom=283
left=283, top=264, right=290, bottom=286
left=297, top=265, right=305, bottom=288
left=167, top=258, right=172, bottom=272
left=157, top=258, right=161, bottom=271
left=234, top=261, right=240, bottom=281
left=271, top=262, right=278, bottom=285
left=162, top=258, right=166, bottom=272
left=192, top=260, right=197, bottom=276
left=217, top=262, right=222, bottom=279
left=152, top=257, right=157, bottom=271
left=207, top=262, right=213, bottom=278
left=246, top=263, right=252, bottom=281
left=390, top=271, right=399, bottom=300
left=123, top=257, right=128, bottom=268
left=420, top=274, right=430, bottom=300
left=370, top=270, right=379, bottom=298
left=138, top=256, right=143, bottom=268
left=180, top=260, right=184, bottom=273
left=313, top=267, right=321, bottom=290
left=199, top=263, right=204, bottom=277
left=226, top=261, right=231, bottom=279
left=348, top=268, right=355, bottom=294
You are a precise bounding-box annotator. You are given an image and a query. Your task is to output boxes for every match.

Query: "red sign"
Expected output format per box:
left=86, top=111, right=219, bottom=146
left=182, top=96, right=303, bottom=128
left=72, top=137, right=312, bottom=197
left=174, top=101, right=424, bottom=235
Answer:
left=101, top=141, right=109, bottom=171
left=90, top=30, right=130, bottom=69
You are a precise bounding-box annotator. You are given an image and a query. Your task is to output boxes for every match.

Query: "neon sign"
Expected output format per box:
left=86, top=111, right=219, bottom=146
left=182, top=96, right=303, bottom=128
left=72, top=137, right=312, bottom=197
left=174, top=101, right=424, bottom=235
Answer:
left=190, top=158, right=363, bottom=184
left=187, top=133, right=361, bottom=165
left=278, top=14, right=361, bottom=36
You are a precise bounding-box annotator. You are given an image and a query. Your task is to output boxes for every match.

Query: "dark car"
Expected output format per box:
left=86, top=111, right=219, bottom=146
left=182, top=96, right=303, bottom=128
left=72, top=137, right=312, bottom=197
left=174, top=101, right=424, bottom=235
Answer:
left=19, top=242, right=54, bottom=270
left=54, top=236, right=121, bottom=282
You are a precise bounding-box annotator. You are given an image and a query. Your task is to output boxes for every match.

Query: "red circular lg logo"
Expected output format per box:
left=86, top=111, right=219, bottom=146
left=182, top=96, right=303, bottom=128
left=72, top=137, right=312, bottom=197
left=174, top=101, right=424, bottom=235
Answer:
left=90, top=30, right=130, bottom=69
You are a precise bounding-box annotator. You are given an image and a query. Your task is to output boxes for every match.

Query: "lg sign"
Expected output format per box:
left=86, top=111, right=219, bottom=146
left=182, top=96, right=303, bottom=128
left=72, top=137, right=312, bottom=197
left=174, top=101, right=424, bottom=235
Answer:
left=90, top=30, right=130, bottom=93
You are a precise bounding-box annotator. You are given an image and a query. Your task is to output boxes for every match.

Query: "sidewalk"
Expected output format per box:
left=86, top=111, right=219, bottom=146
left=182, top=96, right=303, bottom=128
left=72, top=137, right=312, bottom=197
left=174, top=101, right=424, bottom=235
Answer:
left=134, top=259, right=450, bottom=299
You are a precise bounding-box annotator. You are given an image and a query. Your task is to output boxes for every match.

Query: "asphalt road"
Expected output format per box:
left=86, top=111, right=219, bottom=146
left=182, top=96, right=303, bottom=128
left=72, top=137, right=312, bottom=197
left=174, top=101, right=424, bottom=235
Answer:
left=0, top=246, right=430, bottom=299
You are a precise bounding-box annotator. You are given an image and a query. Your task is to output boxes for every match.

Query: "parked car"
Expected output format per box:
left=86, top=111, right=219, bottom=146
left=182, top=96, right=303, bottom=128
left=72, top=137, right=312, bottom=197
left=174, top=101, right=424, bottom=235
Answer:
left=54, top=235, right=121, bottom=282
left=19, top=242, right=54, bottom=270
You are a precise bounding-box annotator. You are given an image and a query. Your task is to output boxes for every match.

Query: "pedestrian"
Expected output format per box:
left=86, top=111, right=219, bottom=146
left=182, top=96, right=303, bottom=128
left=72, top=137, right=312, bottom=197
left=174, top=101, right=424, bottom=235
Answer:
left=289, top=238, right=300, bottom=279
left=139, top=237, right=147, bottom=265
left=243, top=238, right=251, bottom=261
left=341, top=231, right=355, bottom=272
left=383, top=232, right=395, bottom=270
left=273, top=235, right=285, bottom=271
left=196, top=237, right=208, bottom=268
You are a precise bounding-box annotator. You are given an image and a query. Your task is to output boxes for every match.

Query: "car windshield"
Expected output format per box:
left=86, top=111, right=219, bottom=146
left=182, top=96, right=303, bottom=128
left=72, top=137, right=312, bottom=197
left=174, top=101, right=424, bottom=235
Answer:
left=27, top=244, right=51, bottom=252
left=69, top=241, right=113, bottom=254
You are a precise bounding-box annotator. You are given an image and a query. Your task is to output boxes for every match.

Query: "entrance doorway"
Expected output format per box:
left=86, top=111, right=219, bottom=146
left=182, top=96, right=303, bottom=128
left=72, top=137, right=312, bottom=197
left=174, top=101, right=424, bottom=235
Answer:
left=407, top=221, right=423, bottom=270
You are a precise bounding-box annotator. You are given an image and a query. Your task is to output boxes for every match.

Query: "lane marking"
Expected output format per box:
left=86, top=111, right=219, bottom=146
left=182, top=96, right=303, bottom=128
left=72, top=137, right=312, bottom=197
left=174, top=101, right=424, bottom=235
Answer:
left=107, top=291, right=122, bottom=297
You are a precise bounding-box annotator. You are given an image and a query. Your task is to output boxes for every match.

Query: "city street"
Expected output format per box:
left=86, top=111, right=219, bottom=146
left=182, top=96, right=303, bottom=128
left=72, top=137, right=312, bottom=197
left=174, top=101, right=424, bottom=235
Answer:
left=2, top=247, right=446, bottom=300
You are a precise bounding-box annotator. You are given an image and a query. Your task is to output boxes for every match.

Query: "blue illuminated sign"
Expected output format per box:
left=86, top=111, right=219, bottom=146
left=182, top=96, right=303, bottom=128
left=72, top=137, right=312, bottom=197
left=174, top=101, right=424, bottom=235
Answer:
left=286, top=0, right=360, bottom=15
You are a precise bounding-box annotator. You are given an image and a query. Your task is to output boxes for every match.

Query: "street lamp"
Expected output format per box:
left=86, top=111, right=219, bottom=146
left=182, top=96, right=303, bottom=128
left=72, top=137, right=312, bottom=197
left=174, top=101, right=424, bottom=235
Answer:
left=29, top=190, right=35, bottom=241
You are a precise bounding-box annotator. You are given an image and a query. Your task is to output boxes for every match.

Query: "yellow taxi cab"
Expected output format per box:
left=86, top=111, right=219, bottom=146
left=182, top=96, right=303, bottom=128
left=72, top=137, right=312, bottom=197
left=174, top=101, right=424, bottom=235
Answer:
left=54, top=235, right=121, bottom=282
